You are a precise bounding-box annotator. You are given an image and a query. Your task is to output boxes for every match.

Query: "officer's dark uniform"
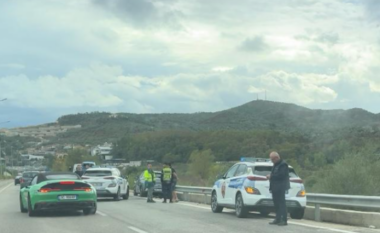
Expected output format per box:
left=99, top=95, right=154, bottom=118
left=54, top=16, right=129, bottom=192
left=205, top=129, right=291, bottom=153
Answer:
left=269, top=159, right=290, bottom=224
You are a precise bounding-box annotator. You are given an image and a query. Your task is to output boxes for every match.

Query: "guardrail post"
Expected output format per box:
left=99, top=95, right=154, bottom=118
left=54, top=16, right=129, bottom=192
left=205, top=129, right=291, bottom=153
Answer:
left=204, top=193, right=208, bottom=204
left=314, top=204, right=321, bottom=222
left=184, top=192, right=189, bottom=202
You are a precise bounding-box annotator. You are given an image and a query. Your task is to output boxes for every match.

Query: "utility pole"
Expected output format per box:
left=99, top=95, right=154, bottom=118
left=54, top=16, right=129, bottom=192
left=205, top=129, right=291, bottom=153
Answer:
left=11, top=146, right=13, bottom=168
left=0, top=140, right=2, bottom=177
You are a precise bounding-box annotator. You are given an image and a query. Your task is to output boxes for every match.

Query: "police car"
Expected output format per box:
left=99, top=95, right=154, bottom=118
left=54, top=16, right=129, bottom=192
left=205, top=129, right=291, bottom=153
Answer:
left=211, top=158, right=306, bottom=219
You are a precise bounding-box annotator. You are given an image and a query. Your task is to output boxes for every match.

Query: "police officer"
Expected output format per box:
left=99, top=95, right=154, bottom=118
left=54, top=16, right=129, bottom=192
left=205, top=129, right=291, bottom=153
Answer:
left=144, top=163, right=156, bottom=203
left=267, top=151, right=290, bottom=226
left=161, top=163, right=172, bottom=203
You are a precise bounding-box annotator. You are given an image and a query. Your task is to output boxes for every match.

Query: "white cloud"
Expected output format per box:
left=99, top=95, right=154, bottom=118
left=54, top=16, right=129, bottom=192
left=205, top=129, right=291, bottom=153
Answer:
left=0, top=64, right=340, bottom=113
left=212, top=67, right=234, bottom=72
left=1, top=0, right=380, bottom=126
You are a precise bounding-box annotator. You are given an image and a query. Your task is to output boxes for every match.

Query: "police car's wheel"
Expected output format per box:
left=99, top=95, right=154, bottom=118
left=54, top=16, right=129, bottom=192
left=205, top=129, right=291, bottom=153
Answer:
left=290, top=208, right=305, bottom=219
left=235, top=193, right=248, bottom=218
left=211, top=191, right=223, bottom=213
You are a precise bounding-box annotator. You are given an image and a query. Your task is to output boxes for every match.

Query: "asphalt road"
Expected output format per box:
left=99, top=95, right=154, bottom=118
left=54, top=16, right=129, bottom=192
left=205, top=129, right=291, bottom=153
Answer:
left=1, top=182, right=379, bottom=233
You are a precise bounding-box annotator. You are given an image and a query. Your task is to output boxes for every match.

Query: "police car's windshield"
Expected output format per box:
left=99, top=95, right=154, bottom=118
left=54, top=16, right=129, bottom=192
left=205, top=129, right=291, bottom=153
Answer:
left=252, top=166, right=298, bottom=178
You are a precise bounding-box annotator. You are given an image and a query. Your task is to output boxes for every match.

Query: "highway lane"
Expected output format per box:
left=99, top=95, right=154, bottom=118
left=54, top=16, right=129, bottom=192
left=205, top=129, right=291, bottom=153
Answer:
left=1, top=184, right=379, bottom=233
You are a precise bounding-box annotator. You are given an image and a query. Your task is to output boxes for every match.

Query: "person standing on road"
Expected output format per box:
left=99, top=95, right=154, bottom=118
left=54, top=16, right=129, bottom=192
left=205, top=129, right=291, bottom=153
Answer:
left=169, top=163, right=179, bottom=203
left=144, top=163, right=156, bottom=203
left=161, top=163, right=173, bottom=203
left=74, top=165, right=83, bottom=177
left=266, top=151, right=290, bottom=226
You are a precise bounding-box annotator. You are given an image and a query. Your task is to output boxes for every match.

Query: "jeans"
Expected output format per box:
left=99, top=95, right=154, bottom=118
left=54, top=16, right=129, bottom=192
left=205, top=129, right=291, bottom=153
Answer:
left=272, top=189, right=287, bottom=222
left=147, top=186, right=154, bottom=201
left=162, top=182, right=172, bottom=201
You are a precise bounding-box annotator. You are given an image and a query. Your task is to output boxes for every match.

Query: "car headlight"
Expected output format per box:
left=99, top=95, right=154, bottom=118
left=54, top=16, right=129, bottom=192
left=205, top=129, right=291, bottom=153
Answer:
left=297, top=190, right=306, bottom=197
left=108, top=183, right=117, bottom=188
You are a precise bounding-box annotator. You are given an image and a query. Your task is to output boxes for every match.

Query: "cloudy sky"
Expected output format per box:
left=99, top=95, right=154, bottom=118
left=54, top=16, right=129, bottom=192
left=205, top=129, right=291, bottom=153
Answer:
left=1, top=0, right=380, bottom=127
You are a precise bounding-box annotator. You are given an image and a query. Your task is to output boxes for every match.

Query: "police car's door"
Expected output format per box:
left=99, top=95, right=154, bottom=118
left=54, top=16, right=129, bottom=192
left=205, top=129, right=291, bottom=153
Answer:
left=225, top=164, right=248, bottom=205
left=220, top=164, right=239, bottom=205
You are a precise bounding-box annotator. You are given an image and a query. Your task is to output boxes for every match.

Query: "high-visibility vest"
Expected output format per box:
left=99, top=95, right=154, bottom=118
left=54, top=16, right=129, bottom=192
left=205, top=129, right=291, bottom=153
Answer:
left=144, top=170, right=154, bottom=182
left=162, top=167, right=172, bottom=182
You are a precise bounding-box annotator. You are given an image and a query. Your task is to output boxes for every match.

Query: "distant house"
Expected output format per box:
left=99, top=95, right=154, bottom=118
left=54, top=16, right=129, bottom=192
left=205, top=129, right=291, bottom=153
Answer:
left=21, top=154, right=45, bottom=161
left=91, top=143, right=113, bottom=160
left=129, top=161, right=142, bottom=167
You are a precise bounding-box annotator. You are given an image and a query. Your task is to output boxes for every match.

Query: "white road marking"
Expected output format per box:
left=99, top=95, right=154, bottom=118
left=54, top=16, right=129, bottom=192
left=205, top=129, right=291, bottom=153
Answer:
left=178, top=202, right=358, bottom=233
left=177, top=202, right=211, bottom=210
left=288, top=221, right=356, bottom=233
left=96, top=211, right=107, bottom=217
left=0, top=182, right=12, bottom=194
left=128, top=226, right=148, bottom=233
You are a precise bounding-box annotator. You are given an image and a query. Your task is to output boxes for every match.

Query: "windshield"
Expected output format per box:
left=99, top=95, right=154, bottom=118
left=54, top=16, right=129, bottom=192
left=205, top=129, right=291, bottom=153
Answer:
left=22, top=172, right=38, bottom=178
left=252, top=166, right=299, bottom=178
left=84, top=170, right=112, bottom=177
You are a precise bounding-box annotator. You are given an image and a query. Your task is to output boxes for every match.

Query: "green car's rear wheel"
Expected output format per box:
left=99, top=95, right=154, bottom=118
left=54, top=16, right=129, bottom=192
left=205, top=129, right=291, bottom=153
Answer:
left=28, top=195, right=36, bottom=217
left=83, top=203, right=97, bottom=215
left=20, top=195, right=28, bottom=213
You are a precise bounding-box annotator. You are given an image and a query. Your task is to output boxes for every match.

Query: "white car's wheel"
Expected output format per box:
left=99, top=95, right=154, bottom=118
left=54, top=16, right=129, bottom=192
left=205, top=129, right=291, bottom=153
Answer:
left=122, top=187, right=129, bottom=200
left=114, top=187, right=121, bottom=201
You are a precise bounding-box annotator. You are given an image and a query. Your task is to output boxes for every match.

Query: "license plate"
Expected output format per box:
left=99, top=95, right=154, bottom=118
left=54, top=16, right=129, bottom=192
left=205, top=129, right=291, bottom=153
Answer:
left=58, top=195, right=77, bottom=200
left=91, top=183, right=102, bottom=187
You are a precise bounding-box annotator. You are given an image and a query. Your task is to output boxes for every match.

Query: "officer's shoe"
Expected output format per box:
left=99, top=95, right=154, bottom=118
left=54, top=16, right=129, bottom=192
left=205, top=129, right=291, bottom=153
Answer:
left=269, top=220, right=280, bottom=225
left=277, top=221, right=288, bottom=226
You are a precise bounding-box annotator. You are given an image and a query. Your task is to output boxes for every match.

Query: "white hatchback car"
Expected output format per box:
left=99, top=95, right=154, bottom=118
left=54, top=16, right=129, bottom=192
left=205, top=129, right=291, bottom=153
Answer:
left=82, top=167, right=129, bottom=201
left=211, top=158, right=306, bottom=219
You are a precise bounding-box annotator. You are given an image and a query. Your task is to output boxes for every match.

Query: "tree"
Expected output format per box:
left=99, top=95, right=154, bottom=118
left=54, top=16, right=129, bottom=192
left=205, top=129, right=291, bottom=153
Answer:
left=188, top=149, right=215, bottom=181
left=52, top=157, right=66, bottom=172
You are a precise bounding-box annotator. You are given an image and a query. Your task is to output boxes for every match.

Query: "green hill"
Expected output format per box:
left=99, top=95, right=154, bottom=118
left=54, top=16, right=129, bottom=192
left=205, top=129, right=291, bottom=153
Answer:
left=53, top=100, right=380, bottom=144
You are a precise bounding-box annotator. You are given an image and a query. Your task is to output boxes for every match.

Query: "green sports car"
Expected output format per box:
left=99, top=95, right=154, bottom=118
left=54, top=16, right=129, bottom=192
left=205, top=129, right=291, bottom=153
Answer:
left=19, top=172, right=97, bottom=217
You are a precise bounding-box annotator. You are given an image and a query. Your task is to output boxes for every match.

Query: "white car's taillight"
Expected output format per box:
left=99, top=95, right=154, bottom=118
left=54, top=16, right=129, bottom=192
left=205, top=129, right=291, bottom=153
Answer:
left=108, top=183, right=117, bottom=188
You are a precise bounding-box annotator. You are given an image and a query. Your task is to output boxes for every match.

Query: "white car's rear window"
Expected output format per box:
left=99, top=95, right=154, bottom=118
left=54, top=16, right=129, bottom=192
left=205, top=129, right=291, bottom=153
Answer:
left=85, top=170, right=112, bottom=177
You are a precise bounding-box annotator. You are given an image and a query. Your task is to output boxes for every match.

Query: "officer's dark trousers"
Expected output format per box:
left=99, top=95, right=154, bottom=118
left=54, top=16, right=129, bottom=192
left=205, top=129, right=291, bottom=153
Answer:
left=162, top=182, right=172, bottom=202
left=272, top=189, right=287, bottom=222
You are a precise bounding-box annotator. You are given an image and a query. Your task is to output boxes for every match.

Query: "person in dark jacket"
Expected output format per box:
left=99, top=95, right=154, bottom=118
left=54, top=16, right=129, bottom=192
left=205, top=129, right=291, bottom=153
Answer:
left=74, top=165, right=83, bottom=177
left=266, top=151, right=290, bottom=226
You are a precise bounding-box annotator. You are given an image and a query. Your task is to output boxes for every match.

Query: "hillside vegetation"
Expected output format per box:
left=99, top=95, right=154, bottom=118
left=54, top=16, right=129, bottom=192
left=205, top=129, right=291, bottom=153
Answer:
left=54, top=100, right=380, bottom=144
left=47, top=100, right=380, bottom=195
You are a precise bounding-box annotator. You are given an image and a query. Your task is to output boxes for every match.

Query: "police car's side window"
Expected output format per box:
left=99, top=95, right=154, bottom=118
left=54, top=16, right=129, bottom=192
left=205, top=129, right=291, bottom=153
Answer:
left=235, top=164, right=247, bottom=177
left=225, top=165, right=239, bottom=179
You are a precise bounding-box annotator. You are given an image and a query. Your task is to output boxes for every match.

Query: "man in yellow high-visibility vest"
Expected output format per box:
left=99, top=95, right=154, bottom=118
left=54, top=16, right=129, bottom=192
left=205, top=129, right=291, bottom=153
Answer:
left=161, top=163, right=172, bottom=203
left=144, top=163, right=155, bottom=203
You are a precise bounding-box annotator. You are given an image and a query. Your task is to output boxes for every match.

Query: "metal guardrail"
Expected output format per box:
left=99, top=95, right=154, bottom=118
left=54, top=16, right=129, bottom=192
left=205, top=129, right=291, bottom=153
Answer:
left=176, top=185, right=380, bottom=222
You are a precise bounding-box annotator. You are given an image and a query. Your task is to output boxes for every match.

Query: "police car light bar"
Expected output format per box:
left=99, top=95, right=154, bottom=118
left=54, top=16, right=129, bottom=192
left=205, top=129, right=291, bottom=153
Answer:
left=240, top=157, right=271, bottom=162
